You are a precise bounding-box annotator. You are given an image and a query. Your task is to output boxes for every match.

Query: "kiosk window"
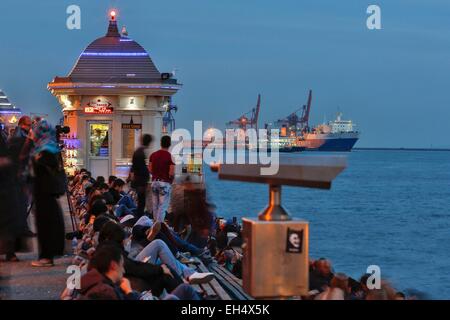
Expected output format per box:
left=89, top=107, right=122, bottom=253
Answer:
left=89, top=123, right=109, bottom=157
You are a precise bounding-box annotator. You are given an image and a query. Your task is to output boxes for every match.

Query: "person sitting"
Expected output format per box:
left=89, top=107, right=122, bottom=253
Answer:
left=79, top=244, right=201, bottom=300
left=97, top=182, right=109, bottom=194
left=132, top=216, right=207, bottom=258
left=107, top=178, right=126, bottom=205
left=315, top=273, right=350, bottom=300
left=99, top=221, right=214, bottom=288
left=79, top=244, right=141, bottom=300
left=107, top=179, right=137, bottom=217
left=309, top=258, right=334, bottom=292
left=97, top=221, right=213, bottom=297
left=108, top=175, right=117, bottom=189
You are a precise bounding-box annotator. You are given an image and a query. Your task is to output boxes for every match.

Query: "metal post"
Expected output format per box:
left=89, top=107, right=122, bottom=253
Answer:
left=258, top=184, right=292, bottom=221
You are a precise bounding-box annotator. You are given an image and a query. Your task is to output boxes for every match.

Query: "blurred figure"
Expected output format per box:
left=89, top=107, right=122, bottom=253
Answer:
left=309, top=258, right=334, bottom=292
left=395, top=291, right=406, bottom=300
left=184, top=188, right=216, bottom=249
left=149, top=135, right=175, bottom=222
left=7, top=116, right=34, bottom=237
left=365, top=281, right=397, bottom=300
left=0, top=120, right=28, bottom=261
left=29, top=120, right=66, bottom=267
left=315, top=273, right=350, bottom=300
left=130, top=134, right=152, bottom=218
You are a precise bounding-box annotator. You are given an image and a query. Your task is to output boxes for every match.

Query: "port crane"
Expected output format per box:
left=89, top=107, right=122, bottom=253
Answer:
left=226, top=94, right=261, bottom=131
left=266, top=90, right=312, bottom=135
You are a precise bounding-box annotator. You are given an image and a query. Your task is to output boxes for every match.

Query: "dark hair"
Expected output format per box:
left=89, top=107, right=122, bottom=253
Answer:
left=86, top=171, right=92, bottom=177
left=91, top=199, right=108, bottom=217
left=102, top=192, right=115, bottom=205
left=90, top=244, right=123, bottom=274
left=161, top=135, right=171, bottom=149
left=98, top=183, right=109, bottom=191
left=80, top=168, right=87, bottom=173
left=96, top=176, right=106, bottom=184
left=85, top=186, right=93, bottom=197
left=93, top=215, right=114, bottom=233
left=359, top=273, right=371, bottom=288
left=98, top=221, right=126, bottom=245
left=112, top=178, right=125, bottom=189
left=108, top=175, right=117, bottom=185
left=142, top=134, right=153, bottom=147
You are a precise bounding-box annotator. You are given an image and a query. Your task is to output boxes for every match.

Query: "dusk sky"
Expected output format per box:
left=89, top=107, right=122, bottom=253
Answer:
left=0, top=0, right=449, bottom=148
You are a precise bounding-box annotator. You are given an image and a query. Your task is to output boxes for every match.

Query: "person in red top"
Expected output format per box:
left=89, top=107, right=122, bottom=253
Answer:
left=149, top=135, right=175, bottom=222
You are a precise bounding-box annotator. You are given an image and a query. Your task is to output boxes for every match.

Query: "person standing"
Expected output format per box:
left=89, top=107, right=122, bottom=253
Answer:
left=0, top=120, right=28, bottom=261
left=149, top=135, right=175, bottom=223
left=130, top=134, right=152, bottom=218
left=29, top=120, right=66, bottom=267
left=7, top=116, right=34, bottom=237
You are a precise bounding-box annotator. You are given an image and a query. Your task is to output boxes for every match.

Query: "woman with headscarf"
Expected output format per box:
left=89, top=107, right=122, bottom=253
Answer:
left=0, top=120, right=28, bottom=261
left=29, top=120, right=66, bottom=267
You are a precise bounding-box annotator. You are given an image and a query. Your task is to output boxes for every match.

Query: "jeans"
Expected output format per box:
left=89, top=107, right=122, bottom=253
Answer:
left=135, top=239, right=195, bottom=279
left=134, top=216, right=202, bottom=256
left=151, top=181, right=171, bottom=222
left=164, top=283, right=201, bottom=300
left=171, top=232, right=203, bottom=256
left=115, top=205, right=136, bottom=218
left=118, top=194, right=136, bottom=209
left=115, top=195, right=137, bottom=218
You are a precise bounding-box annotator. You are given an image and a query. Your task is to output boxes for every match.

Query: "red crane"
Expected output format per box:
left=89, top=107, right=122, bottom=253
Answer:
left=226, top=94, right=261, bottom=131
left=265, top=90, right=312, bottom=134
left=299, top=89, right=312, bottom=131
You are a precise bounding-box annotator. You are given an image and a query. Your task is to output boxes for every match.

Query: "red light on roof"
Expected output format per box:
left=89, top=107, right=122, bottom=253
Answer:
left=110, top=10, right=117, bottom=20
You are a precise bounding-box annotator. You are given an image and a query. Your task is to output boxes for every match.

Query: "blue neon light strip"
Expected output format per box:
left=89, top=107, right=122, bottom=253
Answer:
left=81, top=52, right=147, bottom=56
left=119, top=38, right=134, bottom=42
left=0, top=110, right=22, bottom=114
left=51, top=84, right=180, bottom=90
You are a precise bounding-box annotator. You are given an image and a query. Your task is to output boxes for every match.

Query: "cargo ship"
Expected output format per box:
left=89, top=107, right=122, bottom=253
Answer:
left=266, top=90, right=360, bottom=152
left=299, top=112, right=359, bottom=151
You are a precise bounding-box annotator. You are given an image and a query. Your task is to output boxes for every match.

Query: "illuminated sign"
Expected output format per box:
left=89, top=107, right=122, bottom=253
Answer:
left=122, top=123, right=142, bottom=129
left=84, top=98, right=114, bottom=114
left=8, top=115, right=18, bottom=124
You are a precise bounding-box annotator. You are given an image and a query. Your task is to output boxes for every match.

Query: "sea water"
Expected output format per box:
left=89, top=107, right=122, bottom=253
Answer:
left=204, top=150, right=450, bottom=299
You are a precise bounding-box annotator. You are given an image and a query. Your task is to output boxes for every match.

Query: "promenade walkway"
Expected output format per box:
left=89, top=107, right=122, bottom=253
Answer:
left=0, top=198, right=72, bottom=300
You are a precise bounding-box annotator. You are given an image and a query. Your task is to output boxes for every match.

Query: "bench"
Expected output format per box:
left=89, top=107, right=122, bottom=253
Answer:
left=187, top=258, right=232, bottom=300
left=208, top=263, right=254, bottom=300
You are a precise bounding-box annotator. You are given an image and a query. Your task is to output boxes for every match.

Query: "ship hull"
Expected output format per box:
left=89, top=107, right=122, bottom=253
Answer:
left=301, top=133, right=359, bottom=152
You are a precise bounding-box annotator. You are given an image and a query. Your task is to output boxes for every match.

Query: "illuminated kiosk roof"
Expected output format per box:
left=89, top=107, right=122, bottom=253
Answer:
left=0, top=90, right=21, bottom=115
left=48, top=14, right=181, bottom=96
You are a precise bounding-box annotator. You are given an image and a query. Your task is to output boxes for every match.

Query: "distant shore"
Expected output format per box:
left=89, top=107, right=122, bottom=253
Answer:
left=354, top=147, right=450, bottom=152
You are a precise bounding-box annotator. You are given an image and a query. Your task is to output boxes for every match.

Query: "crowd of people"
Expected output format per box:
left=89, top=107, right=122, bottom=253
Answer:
left=0, top=116, right=65, bottom=266
left=61, top=133, right=247, bottom=300
left=307, top=258, right=411, bottom=300
left=1, top=117, right=415, bottom=300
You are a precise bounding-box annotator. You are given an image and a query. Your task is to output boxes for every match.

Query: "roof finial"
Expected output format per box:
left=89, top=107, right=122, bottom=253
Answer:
left=110, top=10, right=117, bottom=21
left=106, top=9, right=120, bottom=37
left=121, top=26, right=128, bottom=36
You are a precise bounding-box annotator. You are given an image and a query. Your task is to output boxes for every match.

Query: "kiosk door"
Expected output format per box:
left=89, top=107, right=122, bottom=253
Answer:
left=87, top=121, right=111, bottom=178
